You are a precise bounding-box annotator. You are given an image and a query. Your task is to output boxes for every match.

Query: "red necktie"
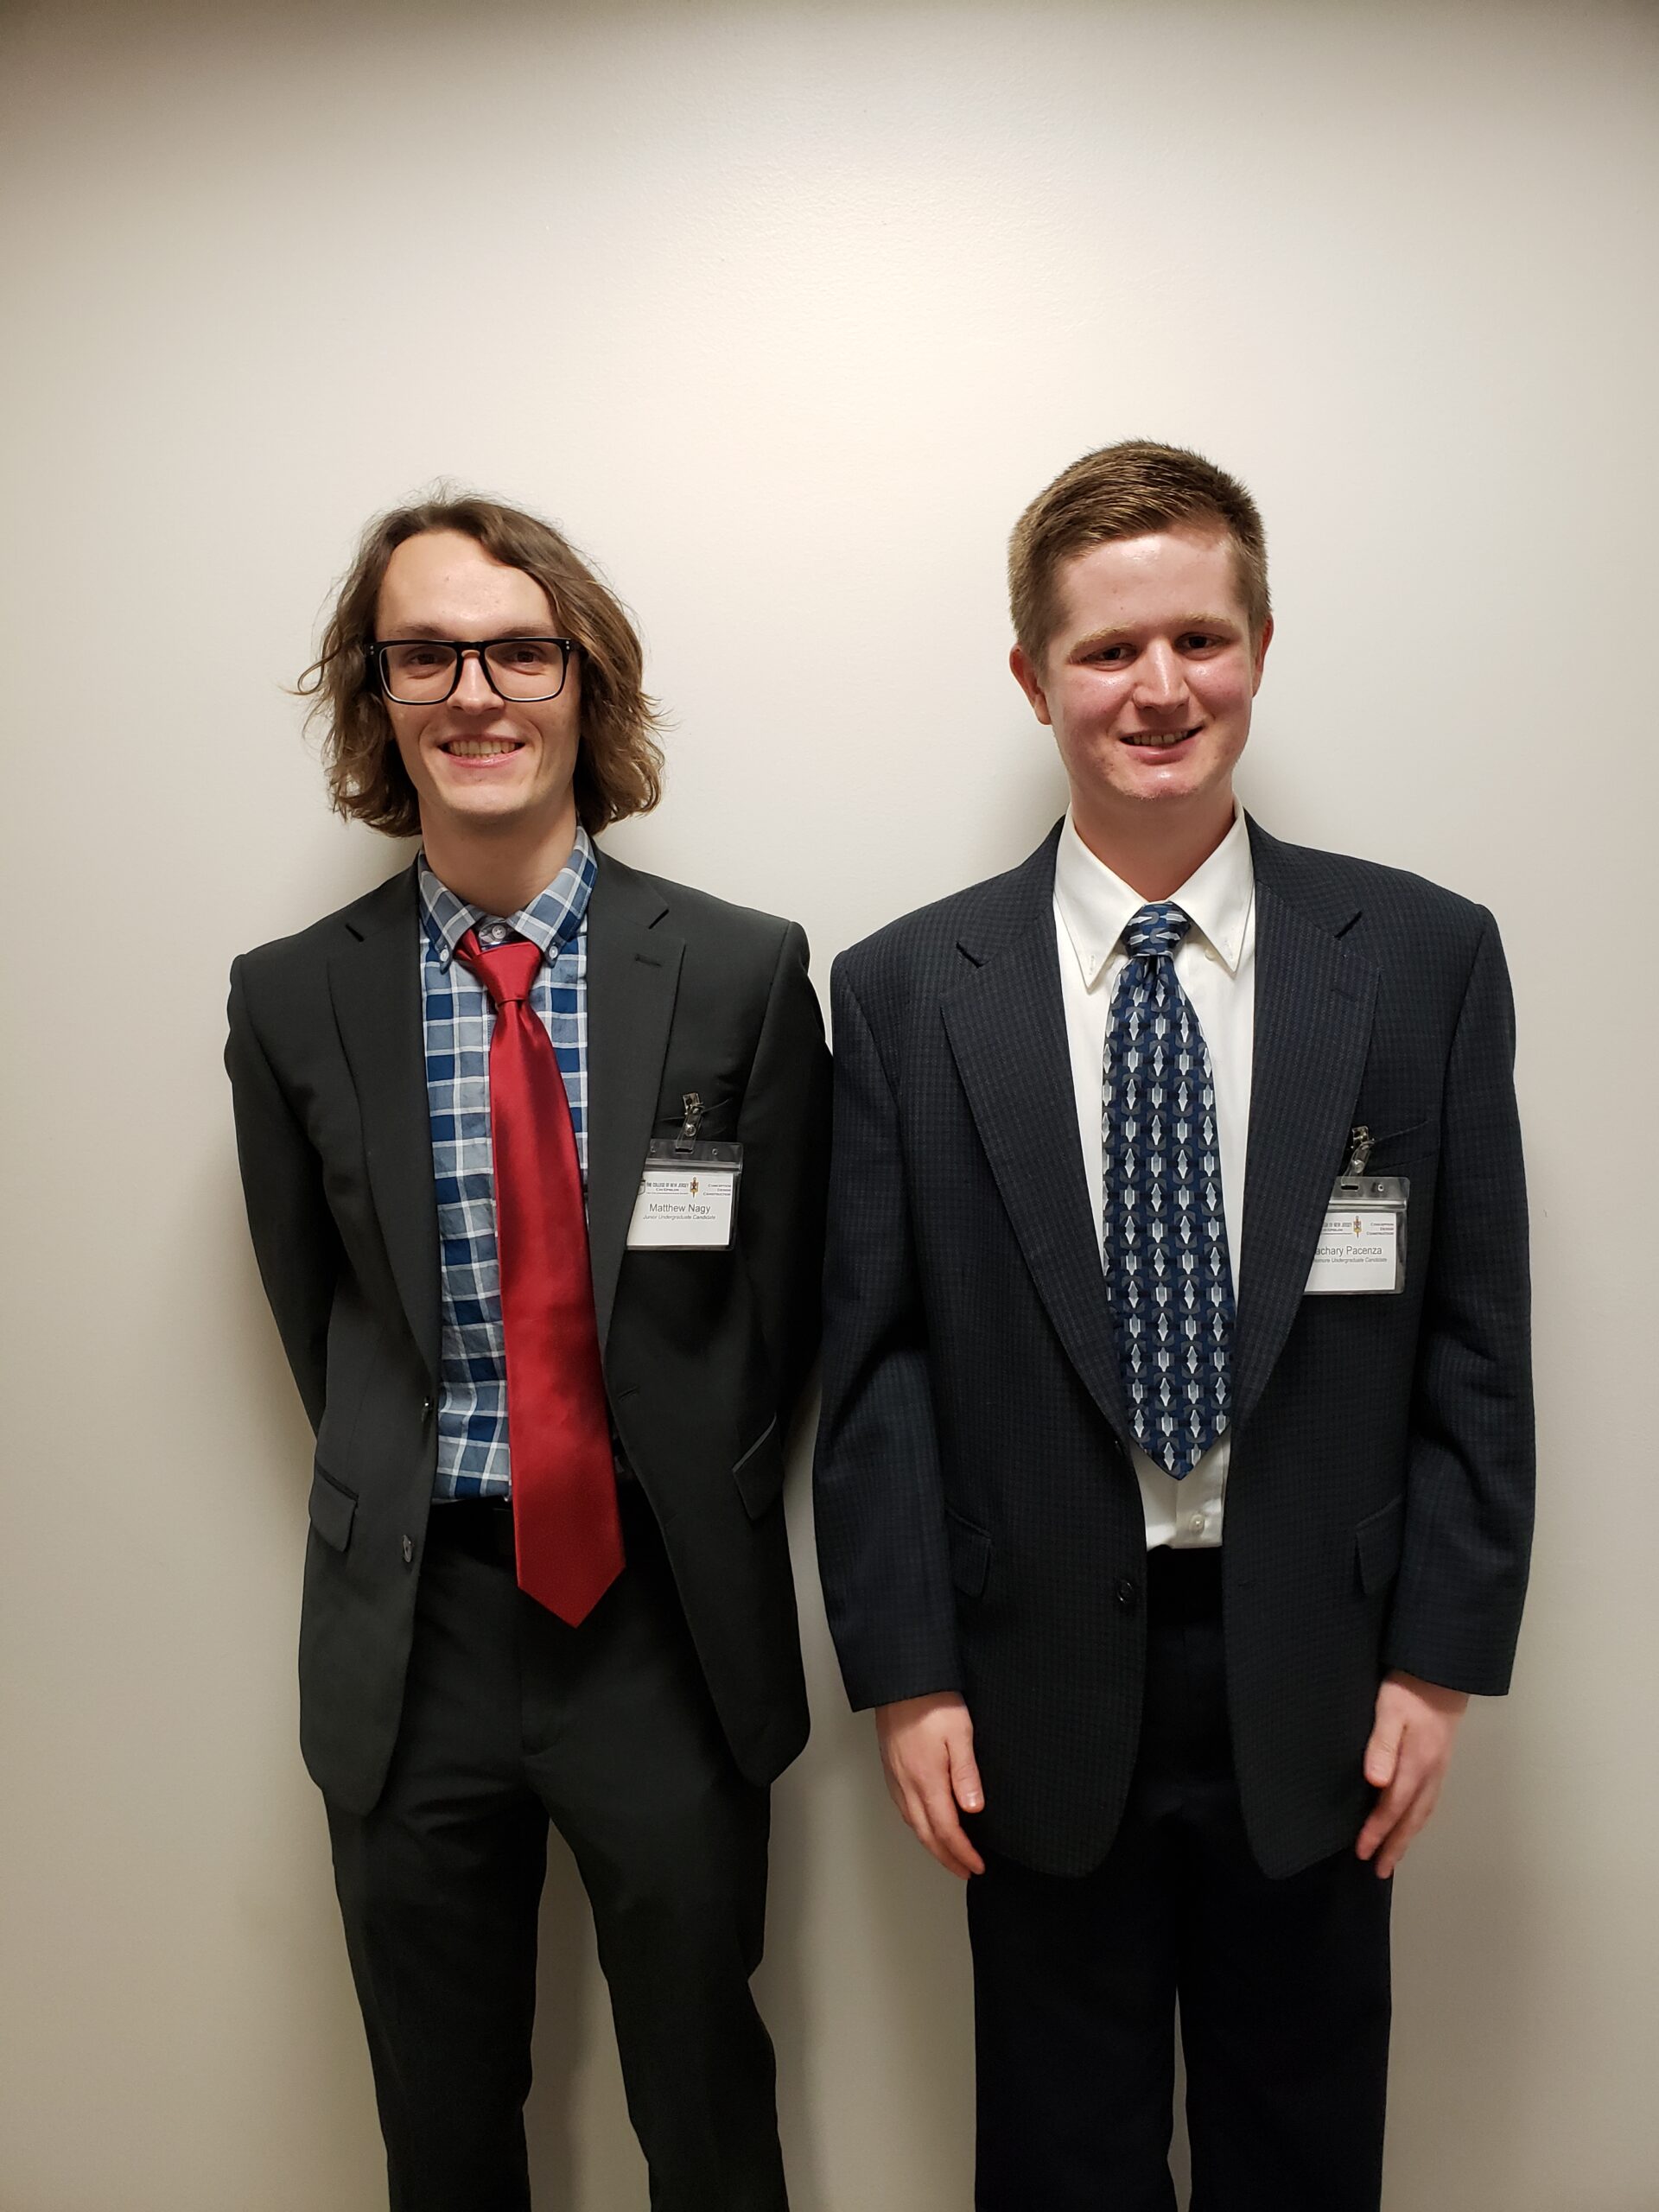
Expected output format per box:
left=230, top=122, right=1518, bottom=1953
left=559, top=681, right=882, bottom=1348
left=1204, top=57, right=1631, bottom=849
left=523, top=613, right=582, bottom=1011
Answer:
left=454, top=928, right=623, bottom=1624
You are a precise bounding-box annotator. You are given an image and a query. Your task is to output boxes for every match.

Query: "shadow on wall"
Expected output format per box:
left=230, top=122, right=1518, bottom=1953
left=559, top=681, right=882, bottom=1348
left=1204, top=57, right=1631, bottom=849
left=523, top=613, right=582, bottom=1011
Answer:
left=1383, top=1704, right=1536, bottom=2209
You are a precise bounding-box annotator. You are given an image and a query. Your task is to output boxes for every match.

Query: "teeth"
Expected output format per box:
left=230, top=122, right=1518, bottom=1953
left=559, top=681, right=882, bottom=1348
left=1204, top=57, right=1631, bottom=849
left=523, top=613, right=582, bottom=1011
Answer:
left=446, top=740, right=518, bottom=758
left=1127, top=731, right=1193, bottom=749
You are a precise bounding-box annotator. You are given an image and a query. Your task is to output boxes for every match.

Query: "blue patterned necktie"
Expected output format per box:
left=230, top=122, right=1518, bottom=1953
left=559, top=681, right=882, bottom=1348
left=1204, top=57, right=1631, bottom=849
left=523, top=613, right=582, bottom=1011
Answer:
left=1101, top=903, right=1235, bottom=1479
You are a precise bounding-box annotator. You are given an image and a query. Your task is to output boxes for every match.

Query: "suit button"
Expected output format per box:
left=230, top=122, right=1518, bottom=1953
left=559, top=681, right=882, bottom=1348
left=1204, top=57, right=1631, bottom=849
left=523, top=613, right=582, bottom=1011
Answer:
left=420, top=1399, right=432, bottom=1424
left=402, top=1535, right=415, bottom=1566
left=1116, top=1577, right=1139, bottom=1611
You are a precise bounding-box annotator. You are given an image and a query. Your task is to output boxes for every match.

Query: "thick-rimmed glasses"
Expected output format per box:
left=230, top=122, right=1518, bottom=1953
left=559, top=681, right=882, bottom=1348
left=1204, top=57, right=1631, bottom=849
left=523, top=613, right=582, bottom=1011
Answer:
left=372, top=636, right=575, bottom=704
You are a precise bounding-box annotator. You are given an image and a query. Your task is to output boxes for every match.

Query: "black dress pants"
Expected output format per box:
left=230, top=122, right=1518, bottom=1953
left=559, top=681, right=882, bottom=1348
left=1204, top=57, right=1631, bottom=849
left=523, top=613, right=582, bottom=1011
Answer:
left=326, top=1485, right=785, bottom=2212
left=968, top=1548, right=1392, bottom=2212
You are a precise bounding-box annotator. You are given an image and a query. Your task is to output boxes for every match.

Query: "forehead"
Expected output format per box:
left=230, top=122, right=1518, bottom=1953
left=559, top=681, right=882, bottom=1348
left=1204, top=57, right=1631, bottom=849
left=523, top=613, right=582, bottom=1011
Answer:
left=1050, top=525, right=1247, bottom=641
left=376, top=530, right=555, bottom=631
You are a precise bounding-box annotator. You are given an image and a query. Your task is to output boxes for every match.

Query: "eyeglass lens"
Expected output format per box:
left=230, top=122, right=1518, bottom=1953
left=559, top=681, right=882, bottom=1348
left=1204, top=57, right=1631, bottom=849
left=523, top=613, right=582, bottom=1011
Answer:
left=379, top=639, right=568, bottom=702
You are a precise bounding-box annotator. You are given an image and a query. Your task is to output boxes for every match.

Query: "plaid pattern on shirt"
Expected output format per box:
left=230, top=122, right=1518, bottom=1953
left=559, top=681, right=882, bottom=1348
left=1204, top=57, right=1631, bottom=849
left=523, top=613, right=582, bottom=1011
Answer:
left=418, top=828, right=596, bottom=1501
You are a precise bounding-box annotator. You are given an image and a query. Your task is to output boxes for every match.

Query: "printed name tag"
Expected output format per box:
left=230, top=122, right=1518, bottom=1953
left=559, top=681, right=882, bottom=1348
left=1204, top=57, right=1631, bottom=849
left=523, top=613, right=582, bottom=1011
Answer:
left=626, top=1141, right=742, bottom=1250
left=1305, top=1177, right=1409, bottom=1295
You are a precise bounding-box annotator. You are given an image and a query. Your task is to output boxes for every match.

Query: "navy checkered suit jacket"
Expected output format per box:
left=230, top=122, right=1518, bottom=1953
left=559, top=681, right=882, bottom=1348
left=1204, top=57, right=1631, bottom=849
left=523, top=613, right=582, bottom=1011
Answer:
left=813, top=819, right=1533, bottom=1878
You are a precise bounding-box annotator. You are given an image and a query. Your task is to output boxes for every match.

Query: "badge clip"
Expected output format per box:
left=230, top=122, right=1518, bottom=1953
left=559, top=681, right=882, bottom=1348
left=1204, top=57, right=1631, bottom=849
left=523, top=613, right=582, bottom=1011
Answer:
left=1345, top=1124, right=1374, bottom=1175
left=675, top=1092, right=703, bottom=1156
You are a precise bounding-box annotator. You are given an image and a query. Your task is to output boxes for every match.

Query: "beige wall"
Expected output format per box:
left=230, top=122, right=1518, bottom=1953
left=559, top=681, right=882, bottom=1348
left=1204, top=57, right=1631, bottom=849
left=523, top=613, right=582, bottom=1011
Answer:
left=3, top=3, right=1656, bottom=2205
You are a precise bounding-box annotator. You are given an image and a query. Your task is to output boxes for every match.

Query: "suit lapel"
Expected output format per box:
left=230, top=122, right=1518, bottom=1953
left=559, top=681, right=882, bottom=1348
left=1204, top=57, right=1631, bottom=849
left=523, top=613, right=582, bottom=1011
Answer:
left=584, top=852, right=684, bottom=1350
left=942, top=835, right=1130, bottom=1446
left=328, top=867, right=441, bottom=1383
left=1231, top=836, right=1378, bottom=1432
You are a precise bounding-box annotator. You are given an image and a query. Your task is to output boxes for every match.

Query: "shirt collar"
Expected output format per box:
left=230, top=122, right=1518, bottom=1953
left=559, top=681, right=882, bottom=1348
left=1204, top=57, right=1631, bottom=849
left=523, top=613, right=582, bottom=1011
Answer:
left=418, top=824, right=598, bottom=970
left=1053, top=805, right=1255, bottom=989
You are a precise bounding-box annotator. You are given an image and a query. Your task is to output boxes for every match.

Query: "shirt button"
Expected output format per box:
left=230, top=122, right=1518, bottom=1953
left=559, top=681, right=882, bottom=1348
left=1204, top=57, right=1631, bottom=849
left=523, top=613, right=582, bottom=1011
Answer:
left=1189, top=1514, right=1206, bottom=1535
left=483, top=922, right=506, bottom=944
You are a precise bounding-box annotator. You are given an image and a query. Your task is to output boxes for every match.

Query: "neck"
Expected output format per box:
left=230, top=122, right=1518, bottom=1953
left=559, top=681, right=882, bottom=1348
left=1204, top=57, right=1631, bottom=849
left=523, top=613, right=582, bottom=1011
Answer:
left=419, top=800, right=581, bottom=918
left=1071, top=789, right=1236, bottom=902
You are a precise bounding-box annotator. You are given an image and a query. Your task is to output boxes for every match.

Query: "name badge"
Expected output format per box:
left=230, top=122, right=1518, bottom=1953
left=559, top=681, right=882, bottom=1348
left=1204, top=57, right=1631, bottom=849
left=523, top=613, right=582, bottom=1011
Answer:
left=1306, top=1175, right=1409, bottom=1295
left=626, top=1139, right=743, bottom=1250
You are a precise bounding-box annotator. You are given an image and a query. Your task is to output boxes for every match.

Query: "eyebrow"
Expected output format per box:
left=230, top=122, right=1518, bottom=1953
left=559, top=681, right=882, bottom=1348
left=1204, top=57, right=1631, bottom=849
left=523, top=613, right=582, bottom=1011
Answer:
left=375, top=623, right=552, bottom=639
left=1070, top=614, right=1241, bottom=652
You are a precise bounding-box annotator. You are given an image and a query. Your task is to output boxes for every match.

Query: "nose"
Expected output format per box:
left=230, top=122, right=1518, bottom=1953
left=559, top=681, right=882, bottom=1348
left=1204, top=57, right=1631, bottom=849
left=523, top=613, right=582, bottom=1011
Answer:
left=451, top=647, right=504, bottom=709
left=1133, top=642, right=1187, bottom=713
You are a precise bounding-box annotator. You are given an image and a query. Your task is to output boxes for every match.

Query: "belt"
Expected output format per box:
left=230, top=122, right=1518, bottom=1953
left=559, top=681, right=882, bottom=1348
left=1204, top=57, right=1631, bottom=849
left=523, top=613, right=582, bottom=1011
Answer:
left=424, top=1479, right=654, bottom=1573
left=1146, top=1543, right=1223, bottom=1624
left=425, top=1498, right=516, bottom=1567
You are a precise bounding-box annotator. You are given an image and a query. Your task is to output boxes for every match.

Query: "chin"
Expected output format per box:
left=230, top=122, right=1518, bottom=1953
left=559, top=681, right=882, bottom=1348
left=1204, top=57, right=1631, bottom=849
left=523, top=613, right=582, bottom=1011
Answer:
left=1122, top=773, right=1205, bottom=804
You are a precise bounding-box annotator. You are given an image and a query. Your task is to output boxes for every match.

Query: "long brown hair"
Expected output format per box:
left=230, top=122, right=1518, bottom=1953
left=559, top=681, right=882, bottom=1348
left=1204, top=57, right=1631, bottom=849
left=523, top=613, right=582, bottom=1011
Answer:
left=299, top=493, right=665, bottom=837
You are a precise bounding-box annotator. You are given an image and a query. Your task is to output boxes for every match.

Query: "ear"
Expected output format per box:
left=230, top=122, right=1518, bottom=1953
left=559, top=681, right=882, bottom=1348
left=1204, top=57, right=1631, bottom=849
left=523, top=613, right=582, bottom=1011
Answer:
left=1009, top=642, right=1053, bottom=727
left=1250, top=614, right=1274, bottom=694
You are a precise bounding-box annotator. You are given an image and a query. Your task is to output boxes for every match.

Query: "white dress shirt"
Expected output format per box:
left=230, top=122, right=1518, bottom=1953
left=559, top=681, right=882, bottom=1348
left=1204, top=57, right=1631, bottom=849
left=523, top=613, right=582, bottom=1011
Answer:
left=1052, top=807, right=1256, bottom=1548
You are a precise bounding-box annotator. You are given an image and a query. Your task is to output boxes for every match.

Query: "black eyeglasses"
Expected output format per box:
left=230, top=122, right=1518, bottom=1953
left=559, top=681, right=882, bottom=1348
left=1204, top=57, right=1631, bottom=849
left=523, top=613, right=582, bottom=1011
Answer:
left=372, top=636, right=576, bottom=704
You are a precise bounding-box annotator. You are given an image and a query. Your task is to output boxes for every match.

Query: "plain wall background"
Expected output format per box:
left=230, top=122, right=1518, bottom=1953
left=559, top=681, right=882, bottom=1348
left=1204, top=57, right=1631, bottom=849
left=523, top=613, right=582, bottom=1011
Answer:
left=3, top=2, right=1656, bottom=2205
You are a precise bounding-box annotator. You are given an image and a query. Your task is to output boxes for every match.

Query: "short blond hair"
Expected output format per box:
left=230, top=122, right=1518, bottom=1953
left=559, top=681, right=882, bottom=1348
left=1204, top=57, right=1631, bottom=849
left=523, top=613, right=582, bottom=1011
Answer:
left=299, top=493, right=664, bottom=839
left=1009, top=441, right=1270, bottom=660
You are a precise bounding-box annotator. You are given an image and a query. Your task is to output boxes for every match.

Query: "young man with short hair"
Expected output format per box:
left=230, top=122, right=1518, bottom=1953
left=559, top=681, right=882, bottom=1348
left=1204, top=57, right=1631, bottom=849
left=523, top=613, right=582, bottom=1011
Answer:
left=227, top=497, right=829, bottom=2212
left=815, top=442, right=1533, bottom=2208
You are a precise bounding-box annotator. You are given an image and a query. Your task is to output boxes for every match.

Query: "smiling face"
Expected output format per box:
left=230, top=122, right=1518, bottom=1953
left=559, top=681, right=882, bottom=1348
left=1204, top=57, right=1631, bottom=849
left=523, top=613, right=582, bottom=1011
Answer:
left=375, top=529, right=582, bottom=851
left=1011, top=524, right=1271, bottom=856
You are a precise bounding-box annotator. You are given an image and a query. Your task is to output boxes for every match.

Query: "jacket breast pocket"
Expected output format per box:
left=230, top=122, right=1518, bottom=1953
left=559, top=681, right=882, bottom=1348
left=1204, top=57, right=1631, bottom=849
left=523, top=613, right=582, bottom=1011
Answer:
left=1363, top=1115, right=1440, bottom=1170
left=1354, top=1493, right=1404, bottom=1596
left=308, top=1461, right=358, bottom=1553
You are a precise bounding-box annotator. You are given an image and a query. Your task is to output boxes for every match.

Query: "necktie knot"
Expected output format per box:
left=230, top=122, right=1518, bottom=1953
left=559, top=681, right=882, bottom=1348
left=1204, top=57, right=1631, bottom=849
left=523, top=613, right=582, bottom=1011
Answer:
left=1124, top=902, right=1192, bottom=963
left=455, top=928, right=542, bottom=1008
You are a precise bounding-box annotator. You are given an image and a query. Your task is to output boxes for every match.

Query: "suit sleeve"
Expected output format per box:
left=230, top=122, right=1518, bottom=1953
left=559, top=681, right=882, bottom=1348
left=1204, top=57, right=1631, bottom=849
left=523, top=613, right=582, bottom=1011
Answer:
left=734, top=921, right=833, bottom=1428
left=812, top=956, right=961, bottom=1712
left=225, top=956, right=340, bottom=1434
left=1386, top=910, right=1535, bottom=1694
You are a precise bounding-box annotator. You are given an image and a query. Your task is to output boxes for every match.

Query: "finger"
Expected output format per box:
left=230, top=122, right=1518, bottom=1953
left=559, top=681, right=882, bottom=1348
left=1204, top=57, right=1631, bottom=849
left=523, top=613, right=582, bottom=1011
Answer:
left=949, top=1742, right=985, bottom=1815
left=1356, top=1756, right=1418, bottom=1862
left=918, top=1777, right=986, bottom=1878
left=1363, top=1722, right=1402, bottom=1790
left=1359, top=1744, right=1441, bottom=1866
left=1375, top=1773, right=1443, bottom=1878
left=887, top=1770, right=974, bottom=1878
left=893, top=1774, right=931, bottom=1843
left=917, top=1822, right=977, bottom=1879
left=904, top=1791, right=975, bottom=1878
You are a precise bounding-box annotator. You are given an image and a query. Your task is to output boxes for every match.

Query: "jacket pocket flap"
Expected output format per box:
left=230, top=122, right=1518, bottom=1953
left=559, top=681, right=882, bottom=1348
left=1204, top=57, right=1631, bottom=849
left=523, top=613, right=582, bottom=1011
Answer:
left=732, top=1416, right=785, bottom=1518
left=308, top=1463, right=358, bottom=1553
left=1355, top=1493, right=1404, bottom=1595
left=945, top=1507, right=992, bottom=1599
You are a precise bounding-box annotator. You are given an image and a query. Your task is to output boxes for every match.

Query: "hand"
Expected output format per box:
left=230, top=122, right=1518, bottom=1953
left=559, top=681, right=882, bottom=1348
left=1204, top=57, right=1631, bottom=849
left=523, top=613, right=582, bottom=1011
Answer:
left=874, top=1694, right=986, bottom=1879
left=1356, top=1671, right=1469, bottom=1878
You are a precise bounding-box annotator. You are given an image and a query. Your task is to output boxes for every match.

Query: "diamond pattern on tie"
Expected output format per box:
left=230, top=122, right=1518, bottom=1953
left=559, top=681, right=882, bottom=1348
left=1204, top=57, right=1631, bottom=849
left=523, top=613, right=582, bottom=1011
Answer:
left=1101, top=902, right=1235, bottom=1480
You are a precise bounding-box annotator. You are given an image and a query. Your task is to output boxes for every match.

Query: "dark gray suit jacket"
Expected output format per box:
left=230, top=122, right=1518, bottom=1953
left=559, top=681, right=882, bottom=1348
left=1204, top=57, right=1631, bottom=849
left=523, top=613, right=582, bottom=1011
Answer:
left=813, top=819, right=1533, bottom=1879
left=227, top=848, right=830, bottom=1816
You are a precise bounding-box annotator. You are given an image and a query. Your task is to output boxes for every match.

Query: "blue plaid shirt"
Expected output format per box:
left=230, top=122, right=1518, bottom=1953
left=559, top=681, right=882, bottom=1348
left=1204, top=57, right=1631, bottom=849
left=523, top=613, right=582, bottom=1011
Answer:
left=418, top=829, right=596, bottom=1501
